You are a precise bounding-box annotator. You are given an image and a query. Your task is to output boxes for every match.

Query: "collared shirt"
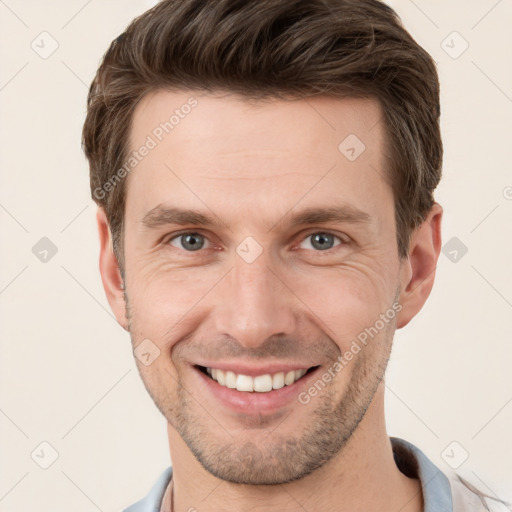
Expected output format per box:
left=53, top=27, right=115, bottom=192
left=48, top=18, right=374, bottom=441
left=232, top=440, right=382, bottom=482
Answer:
left=123, top=437, right=502, bottom=512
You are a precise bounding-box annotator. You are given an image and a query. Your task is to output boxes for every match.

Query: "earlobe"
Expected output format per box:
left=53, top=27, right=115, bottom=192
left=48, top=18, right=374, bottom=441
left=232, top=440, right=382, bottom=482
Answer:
left=97, top=207, right=129, bottom=331
left=396, top=203, right=443, bottom=329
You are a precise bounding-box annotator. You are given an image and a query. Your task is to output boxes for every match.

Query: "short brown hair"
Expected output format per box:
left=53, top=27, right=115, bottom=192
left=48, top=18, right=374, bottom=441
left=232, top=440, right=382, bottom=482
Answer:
left=82, top=0, right=442, bottom=270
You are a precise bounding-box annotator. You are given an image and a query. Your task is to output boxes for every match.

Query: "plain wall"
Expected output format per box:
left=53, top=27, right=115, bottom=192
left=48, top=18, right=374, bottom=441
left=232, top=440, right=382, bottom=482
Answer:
left=0, top=1, right=511, bottom=510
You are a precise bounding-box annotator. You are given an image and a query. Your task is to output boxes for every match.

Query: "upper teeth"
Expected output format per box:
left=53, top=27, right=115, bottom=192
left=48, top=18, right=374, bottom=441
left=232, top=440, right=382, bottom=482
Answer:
left=206, top=368, right=308, bottom=392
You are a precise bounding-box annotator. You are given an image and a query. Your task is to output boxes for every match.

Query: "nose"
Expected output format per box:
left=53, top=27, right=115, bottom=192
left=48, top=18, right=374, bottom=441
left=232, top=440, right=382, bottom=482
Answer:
left=212, top=252, right=297, bottom=349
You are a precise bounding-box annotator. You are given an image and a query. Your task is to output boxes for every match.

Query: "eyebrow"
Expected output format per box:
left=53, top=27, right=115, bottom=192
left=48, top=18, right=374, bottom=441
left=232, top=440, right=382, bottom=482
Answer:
left=141, top=205, right=217, bottom=230
left=140, top=204, right=372, bottom=231
left=281, top=205, right=371, bottom=230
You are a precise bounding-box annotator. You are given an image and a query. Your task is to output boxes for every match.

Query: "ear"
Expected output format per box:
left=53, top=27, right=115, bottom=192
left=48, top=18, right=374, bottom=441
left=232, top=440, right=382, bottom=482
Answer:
left=396, top=203, right=443, bottom=329
left=97, top=207, right=129, bottom=331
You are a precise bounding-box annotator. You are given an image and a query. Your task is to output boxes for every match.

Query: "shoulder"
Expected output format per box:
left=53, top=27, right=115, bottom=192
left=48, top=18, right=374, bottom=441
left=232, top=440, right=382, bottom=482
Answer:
left=390, top=438, right=509, bottom=512
left=449, top=474, right=510, bottom=512
left=122, top=466, right=173, bottom=512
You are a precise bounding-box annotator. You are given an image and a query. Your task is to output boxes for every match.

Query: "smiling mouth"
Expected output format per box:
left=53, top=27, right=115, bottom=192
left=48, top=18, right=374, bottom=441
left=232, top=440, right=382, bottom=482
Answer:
left=196, top=365, right=320, bottom=393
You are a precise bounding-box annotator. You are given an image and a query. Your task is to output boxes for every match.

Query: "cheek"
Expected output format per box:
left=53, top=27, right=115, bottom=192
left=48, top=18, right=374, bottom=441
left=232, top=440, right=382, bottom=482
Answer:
left=126, top=263, right=226, bottom=346
left=289, top=260, right=398, bottom=351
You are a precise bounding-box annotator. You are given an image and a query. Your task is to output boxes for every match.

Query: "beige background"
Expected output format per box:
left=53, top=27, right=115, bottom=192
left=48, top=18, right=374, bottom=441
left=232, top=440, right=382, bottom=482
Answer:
left=1, top=0, right=511, bottom=510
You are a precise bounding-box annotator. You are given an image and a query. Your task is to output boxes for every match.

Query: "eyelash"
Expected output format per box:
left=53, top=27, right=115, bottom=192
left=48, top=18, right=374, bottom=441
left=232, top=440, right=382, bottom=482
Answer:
left=163, top=230, right=348, bottom=254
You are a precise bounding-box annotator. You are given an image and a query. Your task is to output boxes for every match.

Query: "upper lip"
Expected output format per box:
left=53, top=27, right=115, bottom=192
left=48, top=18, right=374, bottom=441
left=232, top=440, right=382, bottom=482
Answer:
left=193, top=361, right=319, bottom=377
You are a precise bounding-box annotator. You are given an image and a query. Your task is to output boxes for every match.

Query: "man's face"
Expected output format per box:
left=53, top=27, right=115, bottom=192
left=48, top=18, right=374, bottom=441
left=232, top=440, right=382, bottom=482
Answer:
left=122, top=91, right=404, bottom=484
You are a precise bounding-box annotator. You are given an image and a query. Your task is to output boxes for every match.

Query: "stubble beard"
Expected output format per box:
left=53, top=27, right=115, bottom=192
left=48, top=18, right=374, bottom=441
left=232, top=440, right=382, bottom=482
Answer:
left=125, top=289, right=395, bottom=485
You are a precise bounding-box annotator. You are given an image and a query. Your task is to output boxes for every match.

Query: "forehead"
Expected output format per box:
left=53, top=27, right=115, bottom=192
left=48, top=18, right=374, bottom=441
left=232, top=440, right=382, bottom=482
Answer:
left=125, top=90, right=391, bottom=227
left=130, top=90, right=385, bottom=158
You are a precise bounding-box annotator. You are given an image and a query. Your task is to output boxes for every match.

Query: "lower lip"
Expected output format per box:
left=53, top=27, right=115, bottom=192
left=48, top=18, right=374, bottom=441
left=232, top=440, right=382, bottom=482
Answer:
left=192, top=365, right=321, bottom=415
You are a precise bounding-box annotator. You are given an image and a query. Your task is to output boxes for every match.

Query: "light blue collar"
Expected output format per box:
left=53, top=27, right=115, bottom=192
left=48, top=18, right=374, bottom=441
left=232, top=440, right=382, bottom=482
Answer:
left=391, top=437, right=453, bottom=511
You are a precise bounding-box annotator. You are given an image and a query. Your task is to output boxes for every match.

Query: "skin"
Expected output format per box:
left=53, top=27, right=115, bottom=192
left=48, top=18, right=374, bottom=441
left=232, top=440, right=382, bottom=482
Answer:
left=97, top=90, right=442, bottom=512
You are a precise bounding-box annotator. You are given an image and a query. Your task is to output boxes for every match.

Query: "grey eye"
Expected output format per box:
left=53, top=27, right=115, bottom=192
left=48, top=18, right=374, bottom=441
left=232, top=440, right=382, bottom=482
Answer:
left=300, top=232, right=341, bottom=251
left=169, top=232, right=209, bottom=251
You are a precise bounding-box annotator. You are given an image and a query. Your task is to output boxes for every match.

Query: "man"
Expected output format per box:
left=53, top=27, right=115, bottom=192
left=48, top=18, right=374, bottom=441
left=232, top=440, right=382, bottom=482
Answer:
left=82, top=1, right=502, bottom=511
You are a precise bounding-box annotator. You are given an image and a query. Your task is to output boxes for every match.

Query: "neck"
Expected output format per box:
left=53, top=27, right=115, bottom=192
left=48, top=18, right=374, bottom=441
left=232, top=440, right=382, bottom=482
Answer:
left=166, top=385, right=423, bottom=512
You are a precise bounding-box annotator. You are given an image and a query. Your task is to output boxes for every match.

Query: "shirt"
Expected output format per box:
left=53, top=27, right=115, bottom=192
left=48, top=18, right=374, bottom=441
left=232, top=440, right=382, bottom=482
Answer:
left=123, top=437, right=504, bottom=512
